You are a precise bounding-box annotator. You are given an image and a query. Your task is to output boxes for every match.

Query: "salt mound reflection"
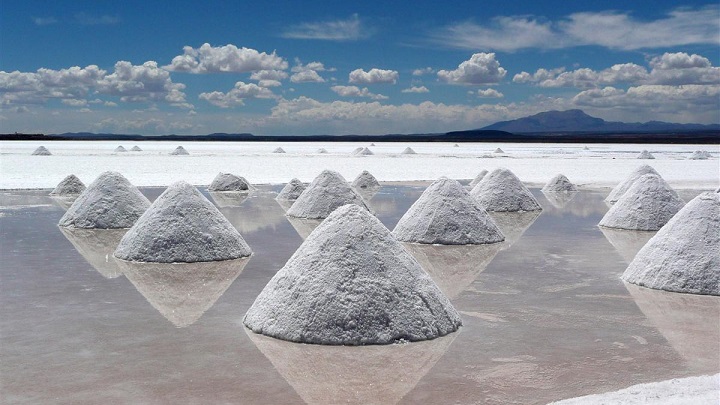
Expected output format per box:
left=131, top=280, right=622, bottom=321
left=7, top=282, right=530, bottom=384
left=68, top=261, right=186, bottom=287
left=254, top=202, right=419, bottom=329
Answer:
left=488, top=211, right=541, bottom=248
left=600, top=228, right=656, bottom=264
left=59, top=227, right=127, bottom=278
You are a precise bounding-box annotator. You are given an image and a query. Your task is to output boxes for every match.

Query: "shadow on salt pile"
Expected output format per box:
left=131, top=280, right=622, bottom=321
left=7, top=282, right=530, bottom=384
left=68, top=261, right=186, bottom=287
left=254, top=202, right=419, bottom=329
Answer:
left=599, top=228, right=656, bottom=264
left=59, top=227, right=128, bottom=279
left=244, top=327, right=456, bottom=405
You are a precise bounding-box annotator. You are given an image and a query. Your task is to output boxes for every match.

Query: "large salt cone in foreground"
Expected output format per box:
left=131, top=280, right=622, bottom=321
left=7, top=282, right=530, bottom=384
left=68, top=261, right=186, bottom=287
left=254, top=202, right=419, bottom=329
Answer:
left=637, top=150, right=655, bottom=159
left=114, top=181, right=252, bottom=263
left=599, top=228, right=656, bottom=264
left=542, top=174, right=577, bottom=193
left=401, top=147, right=416, bottom=154
left=119, top=257, right=250, bottom=327
left=245, top=327, right=456, bottom=405
left=50, top=174, right=85, bottom=196
left=244, top=204, right=462, bottom=345
left=622, top=192, right=719, bottom=295
left=207, top=173, right=254, bottom=192
left=470, top=168, right=542, bottom=212
left=286, top=170, right=370, bottom=219
left=605, top=164, right=660, bottom=203
left=599, top=174, right=684, bottom=231
left=59, top=171, right=151, bottom=229
left=276, top=178, right=306, bottom=201
left=170, top=146, right=189, bottom=155
left=59, top=227, right=127, bottom=279
left=32, top=146, right=52, bottom=155
left=468, top=170, right=488, bottom=189
left=351, top=170, right=380, bottom=190
left=393, top=177, right=504, bottom=245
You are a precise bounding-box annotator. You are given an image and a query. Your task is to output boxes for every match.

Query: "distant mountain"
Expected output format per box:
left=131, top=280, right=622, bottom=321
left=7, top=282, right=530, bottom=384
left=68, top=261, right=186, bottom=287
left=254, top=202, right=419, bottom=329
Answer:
left=482, top=109, right=720, bottom=133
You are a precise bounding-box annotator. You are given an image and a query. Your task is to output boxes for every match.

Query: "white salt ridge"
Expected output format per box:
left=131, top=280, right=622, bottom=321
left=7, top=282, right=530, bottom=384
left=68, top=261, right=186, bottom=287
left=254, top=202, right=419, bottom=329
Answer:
left=316, top=148, right=328, bottom=154
left=114, top=181, right=252, bottom=263
left=244, top=204, right=462, bottom=345
left=50, top=174, right=85, bottom=196
left=401, top=147, right=416, bottom=154
left=637, top=150, right=655, bottom=159
left=622, top=192, right=719, bottom=295
left=599, top=174, right=684, bottom=231
left=353, top=147, right=374, bottom=156
left=32, top=146, right=51, bottom=155
left=542, top=174, right=578, bottom=193
left=351, top=170, right=380, bottom=190
left=468, top=170, right=488, bottom=189
left=114, top=146, right=127, bottom=152
left=393, top=177, right=504, bottom=245
left=470, top=168, right=542, bottom=212
left=605, top=164, right=660, bottom=203
left=59, top=171, right=150, bottom=229
left=273, top=147, right=286, bottom=153
left=276, top=178, right=306, bottom=201
left=207, top=172, right=253, bottom=192
left=286, top=170, right=370, bottom=219
left=494, top=148, right=504, bottom=153
left=170, top=146, right=189, bottom=155
left=130, top=145, right=142, bottom=151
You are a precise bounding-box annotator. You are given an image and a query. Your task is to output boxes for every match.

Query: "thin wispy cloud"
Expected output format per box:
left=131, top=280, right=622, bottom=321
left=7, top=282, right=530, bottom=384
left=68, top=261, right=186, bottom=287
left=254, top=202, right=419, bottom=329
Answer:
left=32, top=17, right=58, bottom=26
left=74, top=12, right=121, bottom=25
left=281, top=14, right=371, bottom=41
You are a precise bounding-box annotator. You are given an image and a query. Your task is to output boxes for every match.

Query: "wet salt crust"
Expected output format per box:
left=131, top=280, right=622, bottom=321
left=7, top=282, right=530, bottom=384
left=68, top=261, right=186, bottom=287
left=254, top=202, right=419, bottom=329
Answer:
left=605, top=164, right=660, bottom=203
left=275, top=178, right=306, bottom=201
left=622, top=192, right=719, bottom=295
left=599, top=174, right=684, bottom=231
left=286, top=170, right=370, bottom=219
left=114, top=181, right=252, bottom=263
left=542, top=174, right=577, bottom=193
left=32, top=146, right=51, bottom=155
left=170, top=146, right=189, bottom=155
left=208, top=173, right=253, bottom=192
left=470, top=168, right=542, bottom=212
left=50, top=174, right=85, bottom=196
left=244, top=204, right=462, bottom=345
left=637, top=150, right=655, bottom=159
left=393, top=177, right=504, bottom=245
left=59, top=171, right=150, bottom=229
left=351, top=170, right=380, bottom=190
left=468, top=170, right=488, bottom=189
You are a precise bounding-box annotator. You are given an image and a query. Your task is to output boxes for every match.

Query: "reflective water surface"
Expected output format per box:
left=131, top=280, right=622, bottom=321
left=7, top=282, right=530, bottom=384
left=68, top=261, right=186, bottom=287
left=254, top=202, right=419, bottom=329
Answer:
left=1, top=185, right=717, bottom=404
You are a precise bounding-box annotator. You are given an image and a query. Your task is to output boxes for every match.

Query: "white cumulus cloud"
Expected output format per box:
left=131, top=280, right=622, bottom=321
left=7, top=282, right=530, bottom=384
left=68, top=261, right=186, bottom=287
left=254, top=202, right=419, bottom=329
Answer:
left=290, top=60, right=331, bottom=83
left=412, top=67, right=435, bottom=76
left=437, top=53, right=507, bottom=85
left=348, top=68, right=399, bottom=84
left=476, top=88, right=504, bottom=98
left=97, top=61, right=187, bottom=103
left=402, top=86, right=430, bottom=93
left=330, top=85, right=387, bottom=100
left=199, top=81, right=276, bottom=108
left=164, top=43, right=288, bottom=73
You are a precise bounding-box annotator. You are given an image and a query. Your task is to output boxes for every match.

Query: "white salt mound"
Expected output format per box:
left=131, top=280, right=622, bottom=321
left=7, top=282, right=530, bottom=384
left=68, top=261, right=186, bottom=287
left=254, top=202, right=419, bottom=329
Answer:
left=690, top=150, right=709, bottom=160
left=622, top=192, right=719, bottom=295
left=208, top=172, right=253, bottom=192
left=583, top=146, right=590, bottom=150
left=316, top=148, right=328, bottom=154
left=243, top=204, right=462, bottom=345
left=114, top=146, right=127, bottom=152
left=353, top=147, right=374, bottom=156
left=351, top=170, right=380, bottom=190
left=599, top=174, right=684, bottom=231
left=401, top=147, right=416, bottom=154
left=637, top=150, right=655, bottom=159
left=114, top=181, right=252, bottom=263
left=468, top=170, right=488, bottom=189
left=494, top=148, right=504, bottom=153
left=130, top=145, right=142, bottom=151
left=286, top=170, right=370, bottom=219
left=32, top=146, right=51, bottom=155
left=453, top=144, right=459, bottom=147
left=470, top=168, right=542, bottom=212
left=273, top=147, right=286, bottom=153
left=370, top=143, right=376, bottom=146
left=59, top=171, right=150, bottom=229
left=276, top=178, right=306, bottom=201
left=605, top=164, right=660, bottom=203
left=50, top=174, right=86, bottom=196
left=170, top=146, right=189, bottom=155
left=542, top=174, right=578, bottom=193
left=393, top=177, right=504, bottom=245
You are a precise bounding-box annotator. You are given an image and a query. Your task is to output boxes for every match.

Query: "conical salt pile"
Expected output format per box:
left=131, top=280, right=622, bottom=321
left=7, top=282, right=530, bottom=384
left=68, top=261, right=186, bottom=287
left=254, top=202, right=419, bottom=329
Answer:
left=59, top=171, right=150, bottom=229
left=286, top=170, right=370, bottom=219
left=494, top=148, right=504, bottom=153
left=470, top=168, right=542, bottom=212
left=276, top=178, right=306, bottom=201
left=114, top=181, right=253, bottom=263
left=690, top=150, right=708, bottom=160
left=351, top=170, right=380, bottom=190
left=599, top=174, right=684, bottom=231
left=370, top=143, right=376, bottom=146
left=401, top=147, right=416, bottom=154
left=605, top=164, right=660, bottom=203
left=351, top=147, right=363, bottom=155
left=393, top=177, right=504, bottom=245
left=542, top=174, right=577, bottom=193
left=453, top=144, right=459, bottom=147
left=244, top=204, right=462, bottom=344
left=50, top=174, right=85, bottom=196
left=317, top=148, right=328, bottom=154
left=170, top=146, right=189, bottom=155
left=32, top=146, right=51, bottom=155
left=468, top=170, right=488, bottom=189
left=583, top=146, right=590, bottom=150
left=273, top=147, right=286, bottom=153
left=353, top=147, right=374, bottom=156
left=114, top=146, right=127, bottom=152
left=637, top=150, right=655, bottom=159
left=622, top=192, right=719, bottom=295
left=207, top=173, right=253, bottom=192
left=130, top=145, right=142, bottom=151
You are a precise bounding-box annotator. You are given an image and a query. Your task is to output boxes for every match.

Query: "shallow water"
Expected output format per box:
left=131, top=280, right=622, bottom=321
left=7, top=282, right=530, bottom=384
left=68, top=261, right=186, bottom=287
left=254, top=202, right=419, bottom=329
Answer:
left=1, top=186, right=718, bottom=404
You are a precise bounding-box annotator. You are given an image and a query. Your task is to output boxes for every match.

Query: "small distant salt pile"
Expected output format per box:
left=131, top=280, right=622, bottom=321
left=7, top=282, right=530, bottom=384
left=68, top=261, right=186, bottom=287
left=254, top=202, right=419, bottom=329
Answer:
left=583, top=146, right=590, bottom=150
left=370, top=143, right=376, bottom=146
left=470, top=168, right=542, bottom=212
left=170, top=146, right=189, bottom=155
left=637, top=150, right=655, bottom=159
left=114, top=146, right=127, bottom=152
left=130, top=145, right=142, bottom=151
left=59, top=171, right=150, bottom=229
left=494, top=147, right=504, bottom=153
left=622, top=192, right=719, bottom=295
left=599, top=174, right=684, bottom=231
left=351, top=147, right=363, bottom=154
left=50, top=174, right=85, bottom=196
left=317, top=148, right=328, bottom=154
left=605, top=164, right=660, bottom=203
left=32, top=146, right=51, bottom=155
left=401, top=147, right=416, bottom=154
left=690, top=150, right=709, bottom=160
left=273, top=147, right=286, bottom=153
left=353, top=147, right=374, bottom=156
left=453, top=144, right=459, bottom=147
left=114, top=181, right=252, bottom=263
left=468, top=170, right=488, bottom=189
left=393, top=177, right=504, bottom=245
left=351, top=170, right=380, bottom=190
left=207, top=173, right=254, bottom=192
left=542, top=174, right=577, bottom=193
left=286, top=170, right=370, bottom=219
left=244, top=204, right=462, bottom=344
left=276, top=178, right=306, bottom=201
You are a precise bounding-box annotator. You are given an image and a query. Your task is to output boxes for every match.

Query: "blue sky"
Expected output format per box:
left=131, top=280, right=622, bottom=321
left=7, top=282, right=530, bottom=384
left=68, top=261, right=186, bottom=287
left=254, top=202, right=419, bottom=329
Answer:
left=1, top=0, right=718, bottom=135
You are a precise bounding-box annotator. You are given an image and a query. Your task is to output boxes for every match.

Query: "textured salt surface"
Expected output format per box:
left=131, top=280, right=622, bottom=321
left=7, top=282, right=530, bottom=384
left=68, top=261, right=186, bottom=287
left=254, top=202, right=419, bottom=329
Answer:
left=114, top=146, right=127, bottom=152
left=470, top=168, right=542, bottom=212
left=550, top=374, right=719, bottom=405
left=401, top=147, right=416, bottom=154
left=208, top=173, right=253, bottom=192
left=351, top=170, right=380, bottom=190
left=393, top=177, right=504, bottom=245
left=468, top=170, right=488, bottom=189
left=50, top=174, right=85, bottom=196
left=114, top=181, right=252, bottom=263
left=170, top=146, right=189, bottom=155
left=273, top=147, right=286, bottom=153
left=622, top=192, right=719, bottom=295
left=599, top=174, right=684, bottom=231
left=286, top=170, right=370, bottom=219
left=244, top=204, right=462, bottom=345
left=605, top=164, right=660, bottom=203
left=276, top=178, right=306, bottom=201
left=59, top=171, right=150, bottom=229
left=637, top=150, right=655, bottom=159
left=130, top=146, right=142, bottom=151
left=542, top=174, right=578, bottom=193
left=32, top=146, right=51, bottom=155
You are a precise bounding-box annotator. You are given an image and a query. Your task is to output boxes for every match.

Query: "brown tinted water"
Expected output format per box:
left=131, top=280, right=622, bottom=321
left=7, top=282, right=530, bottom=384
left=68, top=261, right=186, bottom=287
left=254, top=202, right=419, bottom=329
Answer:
left=1, top=186, right=717, bottom=404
